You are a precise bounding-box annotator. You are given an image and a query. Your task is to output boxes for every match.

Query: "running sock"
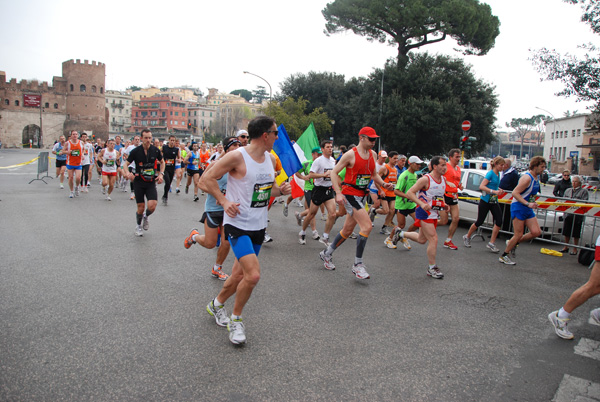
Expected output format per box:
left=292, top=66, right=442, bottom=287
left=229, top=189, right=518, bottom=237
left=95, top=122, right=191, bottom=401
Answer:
left=145, top=209, right=153, bottom=217
left=501, top=252, right=508, bottom=257
left=214, top=297, right=224, bottom=308
left=299, top=230, right=306, bottom=236
left=558, top=307, right=571, bottom=319
left=446, top=238, right=451, bottom=243
left=136, top=213, right=143, bottom=225
left=429, top=264, right=436, bottom=269
left=326, top=232, right=346, bottom=256
left=354, top=257, right=363, bottom=265
left=356, top=233, right=368, bottom=259
left=323, top=233, right=329, bottom=240
left=231, top=314, right=242, bottom=321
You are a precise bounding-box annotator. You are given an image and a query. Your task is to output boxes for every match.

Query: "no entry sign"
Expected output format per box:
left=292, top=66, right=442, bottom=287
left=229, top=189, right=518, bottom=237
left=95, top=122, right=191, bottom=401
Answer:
left=462, top=120, right=471, bottom=131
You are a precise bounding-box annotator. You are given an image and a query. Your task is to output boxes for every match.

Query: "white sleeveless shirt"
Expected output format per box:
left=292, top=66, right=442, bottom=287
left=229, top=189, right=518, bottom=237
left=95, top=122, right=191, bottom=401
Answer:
left=102, top=149, right=118, bottom=173
left=416, top=174, right=447, bottom=220
left=223, top=147, right=275, bottom=231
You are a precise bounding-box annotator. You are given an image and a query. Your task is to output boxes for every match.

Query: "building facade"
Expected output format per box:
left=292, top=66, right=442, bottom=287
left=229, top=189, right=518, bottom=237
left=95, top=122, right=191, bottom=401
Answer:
left=130, top=94, right=189, bottom=139
left=0, top=59, right=108, bottom=148
left=105, top=90, right=132, bottom=137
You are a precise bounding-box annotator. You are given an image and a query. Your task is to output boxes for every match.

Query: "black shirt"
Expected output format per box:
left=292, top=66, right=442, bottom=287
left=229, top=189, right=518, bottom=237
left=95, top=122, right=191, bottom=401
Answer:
left=127, top=145, right=163, bottom=181
left=162, top=145, right=179, bottom=170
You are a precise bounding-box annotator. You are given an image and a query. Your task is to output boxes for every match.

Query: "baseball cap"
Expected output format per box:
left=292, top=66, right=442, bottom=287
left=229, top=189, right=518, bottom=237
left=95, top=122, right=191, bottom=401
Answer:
left=408, top=155, right=424, bottom=164
left=236, top=130, right=248, bottom=137
left=378, top=150, right=388, bottom=158
left=311, top=146, right=322, bottom=154
left=358, top=126, right=379, bottom=138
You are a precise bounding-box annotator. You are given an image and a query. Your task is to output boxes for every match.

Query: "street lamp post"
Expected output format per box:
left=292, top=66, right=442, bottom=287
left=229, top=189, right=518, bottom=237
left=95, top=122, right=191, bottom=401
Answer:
left=536, top=106, right=556, bottom=171
left=243, top=71, right=272, bottom=102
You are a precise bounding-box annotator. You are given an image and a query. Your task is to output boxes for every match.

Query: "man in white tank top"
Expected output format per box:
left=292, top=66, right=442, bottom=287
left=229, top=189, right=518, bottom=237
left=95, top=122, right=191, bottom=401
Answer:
left=199, top=116, right=291, bottom=346
left=392, top=156, right=456, bottom=279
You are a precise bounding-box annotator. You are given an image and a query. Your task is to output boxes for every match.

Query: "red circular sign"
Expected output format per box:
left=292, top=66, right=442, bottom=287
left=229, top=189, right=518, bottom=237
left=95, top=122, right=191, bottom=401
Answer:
left=462, top=120, right=471, bottom=131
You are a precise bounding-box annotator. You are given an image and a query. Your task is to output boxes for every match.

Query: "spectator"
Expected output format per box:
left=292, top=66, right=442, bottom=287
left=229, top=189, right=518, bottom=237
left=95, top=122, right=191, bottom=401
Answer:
left=559, top=175, right=588, bottom=255
left=499, top=158, right=519, bottom=191
left=553, top=170, right=572, bottom=197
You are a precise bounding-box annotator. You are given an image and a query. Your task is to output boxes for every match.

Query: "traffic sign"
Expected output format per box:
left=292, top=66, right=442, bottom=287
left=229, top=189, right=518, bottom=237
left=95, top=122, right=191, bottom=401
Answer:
left=462, top=120, right=471, bottom=131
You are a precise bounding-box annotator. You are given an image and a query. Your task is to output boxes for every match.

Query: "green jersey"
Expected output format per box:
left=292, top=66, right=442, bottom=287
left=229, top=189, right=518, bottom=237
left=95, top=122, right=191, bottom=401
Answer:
left=300, top=160, right=315, bottom=191
left=395, top=169, right=418, bottom=210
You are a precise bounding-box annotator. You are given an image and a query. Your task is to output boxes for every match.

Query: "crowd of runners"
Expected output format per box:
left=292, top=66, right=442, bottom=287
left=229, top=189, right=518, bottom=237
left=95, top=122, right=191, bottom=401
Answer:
left=50, top=118, right=600, bottom=345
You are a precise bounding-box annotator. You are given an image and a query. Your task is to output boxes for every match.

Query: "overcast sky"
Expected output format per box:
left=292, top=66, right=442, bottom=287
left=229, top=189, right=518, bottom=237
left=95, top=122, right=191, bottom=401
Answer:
left=0, top=0, right=597, bottom=130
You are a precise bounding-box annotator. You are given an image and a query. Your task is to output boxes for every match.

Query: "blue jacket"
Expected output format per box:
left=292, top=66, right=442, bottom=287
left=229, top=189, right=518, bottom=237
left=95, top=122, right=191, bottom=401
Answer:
left=499, top=167, right=519, bottom=191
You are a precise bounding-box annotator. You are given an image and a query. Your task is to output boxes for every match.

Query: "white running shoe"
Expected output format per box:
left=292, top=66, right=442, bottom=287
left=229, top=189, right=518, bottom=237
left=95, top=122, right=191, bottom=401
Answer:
left=548, top=311, right=574, bottom=339
left=369, top=207, right=377, bottom=222
left=352, top=263, right=370, bottom=279
left=283, top=204, right=289, bottom=217
left=427, top=266, right=444, bottom=279
left=312, top=230, right=320, bottom=240
left=499, top=255, right=516, bottom=265
left=263, top=233, right=273, bottom=243
left=135, top=226, right=143, bottom=237
left=69, top=192, right=74, bottom=198
left=206, top=300, right=230, bottom=327
left=349, top=232, right=358, bottom=239
left=294, top=211, right=302, bottom=226
left=487, top=242, right=500, bottom=253
left=319, top=250, right=335, bottom=270
left=102, top=186, right=106, bottom=195
left=60, top=184, right=64, bottom=189
left=75, top=187, right=80, bottom=196
left=142, top=215, right=149, bottom=231
left=384, top=237, right=397, bottom=249
left=298, top=233, right=306, bottom=245
left=319, top=237, right=331, bottom=248
left=590, top=308, right=600, bottom=326
left=130, top=192, right=135, bottom=200
left=463, top=234, right=472, bottom=248
left=321, top=213, right=327, bottom=221
left=106, top=195, right=111, bottom=201
left=401, top=238, right=412, bottom=250
left=227, top=318, right=247, bottom=345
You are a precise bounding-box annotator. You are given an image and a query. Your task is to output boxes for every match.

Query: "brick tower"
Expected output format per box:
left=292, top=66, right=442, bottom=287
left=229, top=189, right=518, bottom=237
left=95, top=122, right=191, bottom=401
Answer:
left=62, top=59, right=108, bottom=139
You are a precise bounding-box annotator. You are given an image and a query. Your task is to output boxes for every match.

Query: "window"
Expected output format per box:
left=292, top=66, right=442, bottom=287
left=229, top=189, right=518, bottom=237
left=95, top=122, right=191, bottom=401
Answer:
left=91, top=86, right=97, bottom=93
left=100, top=87, right=103, bottom=94
left=572, top=130, right=576, bottom=137
left=70, top=84, right=74, bottom=91
left=182, top=112, right=185, bottom=117
left=175, top=112, right=179, bottom=116
left=577, top=129, right=581, bottom=137
left=136, top=112, right=138, bottom=117
left=466, top=172, right=484, bottom=192
left=141, top=111, right=148, bottom=117
left=151, top=103, right=159, bottom=108
left=202, top=111, right=205, bottom=116
left=175, top=121, right=178, bottom=125
left=15, top=100, right=19, bottom=106
left=210, top=112, right=213, bottom=117
left=54, top=103, right=58, bottom=109
left=4, top=99, right=8, bottom=105
left=170, top=111, right=173, bottom=116
left=551, top=132, right=554, bottom=139
left=45, top=102, right=49, bottom=108
left=80, top=84, right=86, bottom=92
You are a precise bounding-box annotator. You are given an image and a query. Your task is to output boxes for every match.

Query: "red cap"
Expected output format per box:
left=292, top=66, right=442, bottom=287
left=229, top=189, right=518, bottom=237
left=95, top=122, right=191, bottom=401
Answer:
left=359, top=126, right=379, bottom=138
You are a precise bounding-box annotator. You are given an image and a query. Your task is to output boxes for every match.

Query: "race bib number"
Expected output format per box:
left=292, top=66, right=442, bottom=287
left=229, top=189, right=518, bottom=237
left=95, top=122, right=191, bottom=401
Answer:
left=106, top=159, right=115, bottom=167
left=323, top=168, right=332, bottom=182
left=489, top=194, right=498, bottom=204
left=251, top=182, right=273, bottom=208
left=355, top=174, right=371, bottom=189
left=142, top=168, right=155, bottom=178
left=431, top=196, right=445, bottom=211
left=529, top=195, right=537, bottom=203
left=193, top=158, right=199, bottom=165
left=166, top=159, right=175, bottom=166
left=71, top=149, right=80, bottom=156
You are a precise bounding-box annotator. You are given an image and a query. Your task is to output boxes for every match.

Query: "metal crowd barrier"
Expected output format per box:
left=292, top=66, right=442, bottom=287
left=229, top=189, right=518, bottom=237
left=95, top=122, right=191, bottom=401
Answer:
left=28, top=151, right=52, bottom=184
left=459, top=191, right=600, bottom=253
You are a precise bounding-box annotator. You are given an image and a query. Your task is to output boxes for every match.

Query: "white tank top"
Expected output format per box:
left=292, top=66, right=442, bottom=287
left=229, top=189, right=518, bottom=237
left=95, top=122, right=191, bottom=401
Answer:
left=223, top=147, right=275, bottom=231
left=416, top=174, right=447, bottom=220
left=102, top=149, right=118, bottom=173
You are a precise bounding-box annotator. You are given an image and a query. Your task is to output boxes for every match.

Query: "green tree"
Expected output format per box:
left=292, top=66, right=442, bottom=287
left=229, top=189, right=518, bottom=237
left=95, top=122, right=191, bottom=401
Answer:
left=505, top=115, right=545, bottom=159
left=127, top=85, right=141, bottom=91
left=322, top=0, right=500, bottom=67
left=230, top=89, right=252, bottom=102
left=252, top=86, right=269, bottom=104
left=532, top=0, right=600, bottom=115
left=262, top=97, right=332, bottom=140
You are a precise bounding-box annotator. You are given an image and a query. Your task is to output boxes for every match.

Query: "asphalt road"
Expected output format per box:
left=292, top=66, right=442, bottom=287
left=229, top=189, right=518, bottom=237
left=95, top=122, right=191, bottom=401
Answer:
left=1, top=149, right=599, bottom=401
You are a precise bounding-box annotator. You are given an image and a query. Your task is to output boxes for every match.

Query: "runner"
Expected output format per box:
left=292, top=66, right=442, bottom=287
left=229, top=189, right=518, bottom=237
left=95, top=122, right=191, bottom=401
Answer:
left=161, top=135, right=180, bottom=206
left=439, top=149, right=463, bottom=250
left=123, top=136, right=141, bottom=200
left=114, top=135, right=124, bottom=189
left=61, top=130, right=83, bottom=198
left=367, top=150, right=388, bottom=225
left=122, top=129, right=165, bottom=237
left=94, top=138, right=104, bottom=182
left=385, top=155, right=422, bottom=250
left=184, top=137, right=241, bottom=280
left=175, top=140, right=187, bottom=194
left=79, top=133, right=94, bottom=192
left=201, top=116, right=291, bottom=345
left=499, top=156, right=546, bottom=265
left=319, top=127, right=394, bottom=279
left=291, top=147, right=321, bottom=239
left=371, top=151, right=399, bottom=235
left=98, top=138, right=120, bottom=201
left=548, top=234, right=600, bottom=339
left=392, top=156, right=454, bottom=279
left=183, top=142, right=201, bottom=201
left=298, top=140, right=337, bottom=246
left=462, top=156, right=506, bottom=253
left=52, top=135, right=67, bottom=189
left=199, top=143, right=211, bottom=196
left=236, top=129, right=249, bottom=147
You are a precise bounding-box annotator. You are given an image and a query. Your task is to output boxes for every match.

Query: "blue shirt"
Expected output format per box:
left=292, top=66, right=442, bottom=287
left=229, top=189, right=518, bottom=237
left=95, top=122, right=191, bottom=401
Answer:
left=205, top=173, right=228, bottom=212
left=481, top=170, right=500, bottom=203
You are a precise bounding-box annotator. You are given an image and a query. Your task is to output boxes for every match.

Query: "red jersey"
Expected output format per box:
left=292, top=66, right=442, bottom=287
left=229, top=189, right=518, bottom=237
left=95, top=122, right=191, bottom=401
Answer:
left=199, top=150, right=210, bottom=169
left=342, top=147, right=376, bottom=196
left=65, top=140, right=82, bottom=166
left=443, top=162, right=461, bottom=197
left=382, top=164, right=397, bottom=198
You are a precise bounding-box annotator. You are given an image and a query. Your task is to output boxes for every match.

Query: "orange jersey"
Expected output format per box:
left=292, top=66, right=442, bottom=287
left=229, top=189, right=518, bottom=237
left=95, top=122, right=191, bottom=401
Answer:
left=382, top=164, right=397, bottom=197
left=199, top=150, right=210, bottom=169
left=443, top=162, right=461, bottom=196
left=66, top=140, right=83, bottom=166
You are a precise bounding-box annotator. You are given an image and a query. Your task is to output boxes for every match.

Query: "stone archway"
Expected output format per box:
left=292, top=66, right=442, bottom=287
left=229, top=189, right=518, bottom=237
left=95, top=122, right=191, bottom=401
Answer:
left=22, top=124, right=40, bottom=148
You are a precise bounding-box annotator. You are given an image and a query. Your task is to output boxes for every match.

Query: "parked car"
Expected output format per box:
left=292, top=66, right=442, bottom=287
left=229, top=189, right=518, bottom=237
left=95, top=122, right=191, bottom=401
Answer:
left=457, top=169, right=566, bottom=238
left=582, top=176, right=600, bottom=187
left=546, top=173, right=563, bottom=185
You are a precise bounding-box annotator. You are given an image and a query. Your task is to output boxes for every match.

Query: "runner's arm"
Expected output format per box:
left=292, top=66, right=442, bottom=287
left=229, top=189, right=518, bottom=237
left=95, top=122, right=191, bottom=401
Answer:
left=406, top=176, right=430, bottom=210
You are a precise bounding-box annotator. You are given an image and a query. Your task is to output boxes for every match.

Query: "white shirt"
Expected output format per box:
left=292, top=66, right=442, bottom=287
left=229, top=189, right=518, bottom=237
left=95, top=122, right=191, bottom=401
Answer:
left=310, top=155, right=336, bottom=187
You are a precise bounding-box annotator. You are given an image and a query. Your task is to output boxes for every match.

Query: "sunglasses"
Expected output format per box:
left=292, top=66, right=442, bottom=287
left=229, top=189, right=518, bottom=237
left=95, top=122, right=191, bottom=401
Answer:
left=266, top=130, right=279, bottom=135
left=362, top=136, right=377, bottom=142
left=238, top=135, right=248, bottom=139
